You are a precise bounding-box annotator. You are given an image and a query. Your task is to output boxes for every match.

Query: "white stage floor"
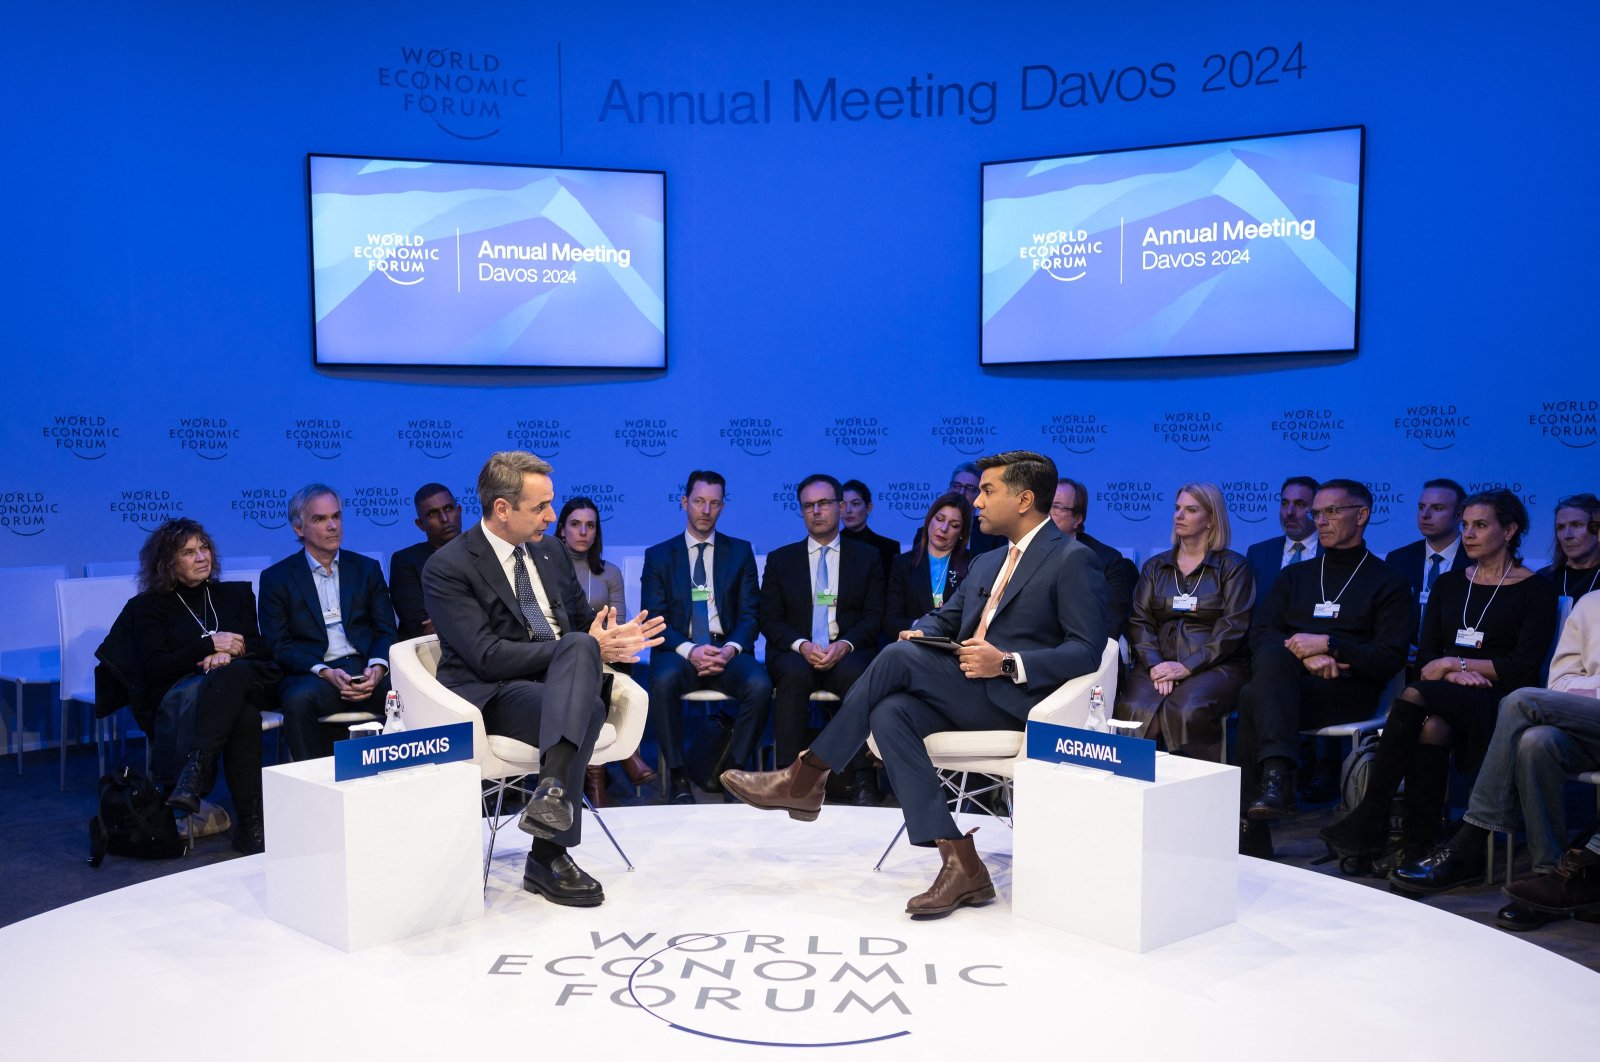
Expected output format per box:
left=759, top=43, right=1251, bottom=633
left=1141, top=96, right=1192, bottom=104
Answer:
left=6, top=804, right=1599, bottom=1059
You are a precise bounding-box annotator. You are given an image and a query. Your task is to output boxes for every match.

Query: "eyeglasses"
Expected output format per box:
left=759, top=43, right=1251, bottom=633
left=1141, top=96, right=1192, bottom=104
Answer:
left=800, top=499, right=838, bottom=513
left=1310, top=505, right=1366, bottom=521
left=949, top=482, right=979, bottom=497
left=1049, top=503, right=1081, bottom=515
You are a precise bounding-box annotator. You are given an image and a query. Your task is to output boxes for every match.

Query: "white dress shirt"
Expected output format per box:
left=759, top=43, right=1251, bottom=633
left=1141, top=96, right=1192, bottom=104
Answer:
left=305, top=550, right=387, bottom=673
left=481, top=521, right=562, bottom=635
left=1282, top=534, right=1319, bottom=568
left=793, top=534, right=844, bottom=650
left=679, top=530, right=741, bottom=656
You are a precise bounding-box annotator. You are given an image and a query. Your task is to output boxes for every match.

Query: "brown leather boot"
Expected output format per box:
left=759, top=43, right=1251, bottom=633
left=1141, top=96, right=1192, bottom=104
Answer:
left=720, top=750, right=830, bottom=821
left=584, top=766, right=609, bottom=809
left=619, top=752, right=658, bottom=787
left=906, top=828, right=995, bottom=918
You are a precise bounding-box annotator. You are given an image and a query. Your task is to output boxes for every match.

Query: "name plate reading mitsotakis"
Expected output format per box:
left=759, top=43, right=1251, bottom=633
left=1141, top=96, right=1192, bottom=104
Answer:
left=334, top=722, right=473, bottom=782
left=1026, top=721, right=1156, bottom=782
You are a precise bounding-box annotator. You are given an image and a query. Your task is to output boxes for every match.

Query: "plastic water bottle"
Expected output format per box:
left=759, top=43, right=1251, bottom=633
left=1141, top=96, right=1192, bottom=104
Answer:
left=381, top=690, right=406, bottom=734
left=1085, top=684, right=1109, bottom=734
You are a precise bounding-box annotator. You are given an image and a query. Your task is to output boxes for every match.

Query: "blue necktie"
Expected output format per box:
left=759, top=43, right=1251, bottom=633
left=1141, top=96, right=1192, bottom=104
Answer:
left=511, top=546, right=558, bottom=642
left=811, top=545, right=831, bottom=645
left=691, top=542, right=711, bottom=645
left=1426, top=553, right=1443, bottom=592
left=1288, top=541, right=1305, bottom=566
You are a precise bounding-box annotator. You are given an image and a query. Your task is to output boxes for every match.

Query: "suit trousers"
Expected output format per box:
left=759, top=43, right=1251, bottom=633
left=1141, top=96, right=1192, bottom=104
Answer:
left=1236, top=643, right=1381, bottom=784
left=479, top=633, right=608, bottom=848
left=811, top=640, right=1024, bottom=846
left=768, top=648, right=872, bottom=769
left=278, top=655, right=391, bottom=762
left=648, top=650, right=772, bottom=771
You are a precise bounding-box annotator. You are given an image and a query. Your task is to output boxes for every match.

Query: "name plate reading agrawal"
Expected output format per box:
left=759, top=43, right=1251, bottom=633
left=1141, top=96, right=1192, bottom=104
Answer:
left=334, top=722, right=473, bottom=782
left=1026, top=721, right=1156, bottom=782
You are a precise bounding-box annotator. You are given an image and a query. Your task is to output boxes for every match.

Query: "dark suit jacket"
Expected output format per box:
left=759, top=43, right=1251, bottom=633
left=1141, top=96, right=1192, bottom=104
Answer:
left=421, top=524, right=598, bottom=708
left=258, top=550, right=396, bottom=675
left=1245, top=535, right=1315, bottom=601
left=1078, top=531, right=1138, bottom=638
left=389, top=540, right=437, bottom=640
left=842, top=525, right=902, bottom=583
left=886, top=549, right=969, bottom=637
left=915, top=523, right=1109, bottom=718
left=760, top=536, right=885, bottom=656
left=640, top=532, right=761, bottom=654
left=1385, top=538, right=1470, bottom=637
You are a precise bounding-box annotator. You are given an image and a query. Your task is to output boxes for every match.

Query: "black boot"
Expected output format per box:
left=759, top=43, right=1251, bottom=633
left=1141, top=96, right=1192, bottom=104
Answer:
left=1378, top=743, right=1451, bottom=877
left=167, top=749, right=219, bottom=815
left=1318, top=798, right=1390, bottom=858
left=1246, top=759, right=1297, bottom=820
left=1239, top=818, right=1274, bottom=859
left=231, top=794, right=265, bottom=855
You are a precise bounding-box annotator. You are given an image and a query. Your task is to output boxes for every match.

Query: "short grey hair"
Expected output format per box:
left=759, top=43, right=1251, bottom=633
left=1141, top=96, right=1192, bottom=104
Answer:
left=478, top=451, right=553, bottom=513
left=288, top=483, right=339, bottom=531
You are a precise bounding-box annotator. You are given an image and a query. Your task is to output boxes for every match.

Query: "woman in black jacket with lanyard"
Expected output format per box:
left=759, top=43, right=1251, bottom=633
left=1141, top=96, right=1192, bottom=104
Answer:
left=1321, top=490, right=1558, bottom=874
left=885, top=492, right=973, bottom=637
left=124, top=519, right=278, bottom=853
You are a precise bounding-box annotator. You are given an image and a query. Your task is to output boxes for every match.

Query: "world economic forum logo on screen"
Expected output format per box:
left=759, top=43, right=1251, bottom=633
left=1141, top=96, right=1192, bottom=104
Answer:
left=1018, top=228, right=1105, bottom=283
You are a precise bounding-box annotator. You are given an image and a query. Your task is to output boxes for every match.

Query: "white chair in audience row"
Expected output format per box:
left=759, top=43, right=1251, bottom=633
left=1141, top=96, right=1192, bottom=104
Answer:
left=388, top=634, right=648, bottom=886
left=0, top=565, right=69, bottom=774
left=866, top=637, right=1122, bottom=869
left=55, top=576, right=140, bottom=790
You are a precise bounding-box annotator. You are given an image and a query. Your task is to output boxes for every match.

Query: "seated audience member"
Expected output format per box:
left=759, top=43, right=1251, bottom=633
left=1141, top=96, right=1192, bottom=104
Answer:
left=841, top=479, right=902, bottom=579
left=99, top=519, right=277, bottom=853
left=1384, top=477, right=1470, bottom=639
left=390, top=483, right=462, bottom=639
left=555, top=495, right=656, bottom=804
left=886, top=491, right=973, bottom=636
left=641, top=470, right=771, bottom=804
left=1540, top=493, right=1600, bottom=607
left=1321, top=490, right=1558, bottom=873
left=1050, top=476, right=1138, bottom=639
left=1116, top=482, right=1254, bottom=762
left=1384, top=591, right=1600, bottom=928
left=760, top=473, right=885, bottom=798
left=1235, top=479, right=1412, bottom=858
left=949, top=461, right=1004, bottom=555
left=259, top=484, right=396, bottom=761
left=1244, top=475, right=1320, bottom=599
left=421, top=451, right=663, bottom=907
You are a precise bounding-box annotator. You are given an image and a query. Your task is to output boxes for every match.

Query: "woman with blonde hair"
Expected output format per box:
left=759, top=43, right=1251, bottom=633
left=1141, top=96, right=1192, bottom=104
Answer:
left=1115, top=482, right=1255, bottom=761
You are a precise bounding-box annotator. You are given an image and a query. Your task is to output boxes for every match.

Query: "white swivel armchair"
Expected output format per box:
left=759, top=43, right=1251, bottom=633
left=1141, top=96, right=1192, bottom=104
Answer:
left=387, top=634, right=648, bottom=885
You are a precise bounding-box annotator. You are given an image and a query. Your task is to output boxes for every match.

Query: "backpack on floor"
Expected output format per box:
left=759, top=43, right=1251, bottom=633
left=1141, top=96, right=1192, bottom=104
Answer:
left=1336, top=732, right=1383, bottom=817
left=88, top=766, right=184, bottom=867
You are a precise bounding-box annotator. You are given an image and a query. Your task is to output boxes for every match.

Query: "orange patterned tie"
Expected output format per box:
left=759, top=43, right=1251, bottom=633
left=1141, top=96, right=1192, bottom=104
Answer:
left=974, top=546, right=1021, bottom=640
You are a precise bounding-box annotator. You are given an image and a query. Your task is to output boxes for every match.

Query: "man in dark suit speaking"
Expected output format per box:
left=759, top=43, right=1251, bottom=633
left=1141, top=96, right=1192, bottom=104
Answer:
left=259, top=483, right=397, bottom=761
left=422, top=451, right=663, bottom=907
left=724, top=450, right=1108, bottom=918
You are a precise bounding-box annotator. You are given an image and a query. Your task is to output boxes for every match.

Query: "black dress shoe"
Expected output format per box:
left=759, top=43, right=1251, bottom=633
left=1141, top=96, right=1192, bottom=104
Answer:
left=1239, top=818, right=1274, bottom=859
left=1495, top=900, right=1564, bottom=932
left=670, top=776, right=696, bottom=805
left=523, top=851, right=604, bottom=907
left=850, top=779, right=882, bottom=807
left=1246, top=764, right=1296, bottom=821
left=517, top=778, right=574, bottom=839
left=1388, top=843, right=1481, bottom=895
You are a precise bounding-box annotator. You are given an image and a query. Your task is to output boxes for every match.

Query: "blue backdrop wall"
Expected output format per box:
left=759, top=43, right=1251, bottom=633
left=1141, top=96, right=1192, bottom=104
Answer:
left=5, top=2, right=1595, bottom=569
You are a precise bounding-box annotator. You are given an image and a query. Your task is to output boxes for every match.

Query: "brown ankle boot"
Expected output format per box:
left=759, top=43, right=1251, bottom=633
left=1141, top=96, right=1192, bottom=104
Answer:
left=906, top=828, right=995, bottom=917
left=584, top=766, right=609, bottom=809
left=720, top=750, right=830, bottom=821
left=619, top=752, right=658, bottom=787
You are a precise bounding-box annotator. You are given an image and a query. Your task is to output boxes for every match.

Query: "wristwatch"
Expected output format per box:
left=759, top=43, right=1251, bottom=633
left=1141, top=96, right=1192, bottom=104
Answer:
left=1000, top=653, right=1016, bottom=677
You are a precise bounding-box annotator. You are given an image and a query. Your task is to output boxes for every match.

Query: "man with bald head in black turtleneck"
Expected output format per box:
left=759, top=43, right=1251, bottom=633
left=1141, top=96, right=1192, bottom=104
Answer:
left=1235, top=478, right=1412, bottom=857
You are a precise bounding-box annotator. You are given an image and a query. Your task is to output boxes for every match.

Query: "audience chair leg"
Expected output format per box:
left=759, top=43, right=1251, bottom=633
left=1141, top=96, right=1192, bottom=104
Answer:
left=873, top=822, right=908, bottom=872
left=582, top=793, right=635, bottom=872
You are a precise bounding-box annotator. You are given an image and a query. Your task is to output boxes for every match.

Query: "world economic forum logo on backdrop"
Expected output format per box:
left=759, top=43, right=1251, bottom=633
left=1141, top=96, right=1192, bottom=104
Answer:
left=1354, top=481, right=1403, bottom=527
left=722, top=418, right=782, bottom=457
left=40, top=414, right=119, bottom=461
left=770, top=481, right=802, bottom=517
left=1392, top=404, right=1469, bottom=452
left=375, top=46, right=533, bottom=140
left=1018, top=228, right=1105, bottom=282
left=568, top=484, right=625, bottom=519
left=168, top=417, right=238, bottom=461
left=930, top=416, right=998, bottom=456
left=1270, top=407, right=1346, bottom=453
left=108, top=489, right=183, bottom=534
left=1526, top=398, right=1597, bottom=449
left=486, top=927, right=1007, bottom=1048
left=880, top=481, right=936, bottom=523
left=1222, top=480, right=1274, bottom=524
left=456, top=485, right=483, bottom=522
left=1097, top=481, right=1159, bottom=522
left=1468, top=480, right=1539, bottom=509
left=397, top=418, right=462, bottom=460
left=284, top=418, right=351, bottom=461
left=232, top=487, right=288, bottom=530
left=1152, top=411, right=1221, bottom=453
left=346, top=486, right=403, bottom=528
left=615, top=418, right=676, bottom=459
left=1039, top=412, right=1107, bottom=455
left=0, top=491, right=57, bottom=537
left=823, top=417, right=886, bottom=457
left=507, top=418, right=571, bottom=458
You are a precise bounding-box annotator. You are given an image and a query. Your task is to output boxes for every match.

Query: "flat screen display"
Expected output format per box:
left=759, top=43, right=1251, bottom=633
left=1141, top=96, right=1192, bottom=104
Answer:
left=981, top=126, right=1363, bottom=364
left=308, top=154, right=666, bottom=368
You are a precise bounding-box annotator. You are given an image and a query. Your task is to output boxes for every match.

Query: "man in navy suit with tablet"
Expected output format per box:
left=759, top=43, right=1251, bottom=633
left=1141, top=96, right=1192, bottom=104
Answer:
left=725, top=451, right=1108, bottom=918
